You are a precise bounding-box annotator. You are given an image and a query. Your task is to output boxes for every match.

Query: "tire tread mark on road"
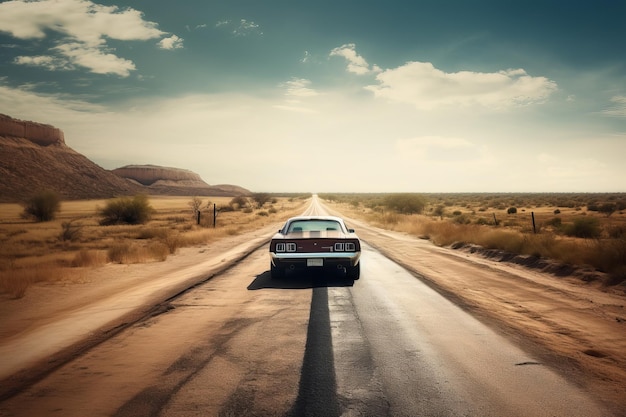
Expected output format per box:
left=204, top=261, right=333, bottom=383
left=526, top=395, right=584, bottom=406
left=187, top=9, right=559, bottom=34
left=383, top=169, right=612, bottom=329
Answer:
left=286, top=287, right=341, bottom=417
left=112, top=317, right=258, bottom=417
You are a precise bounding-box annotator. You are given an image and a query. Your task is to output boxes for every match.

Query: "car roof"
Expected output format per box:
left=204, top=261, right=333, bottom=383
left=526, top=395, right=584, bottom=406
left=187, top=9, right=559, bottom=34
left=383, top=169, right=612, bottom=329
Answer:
left=286, top=215, right=345, bottom=222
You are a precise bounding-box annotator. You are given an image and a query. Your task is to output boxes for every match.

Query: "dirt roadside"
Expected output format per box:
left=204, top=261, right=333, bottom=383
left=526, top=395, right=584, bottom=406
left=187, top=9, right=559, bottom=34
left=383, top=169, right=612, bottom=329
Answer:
left=1, top=207, right=625, bottom=412
left=333, top=211, right=626, bottom=413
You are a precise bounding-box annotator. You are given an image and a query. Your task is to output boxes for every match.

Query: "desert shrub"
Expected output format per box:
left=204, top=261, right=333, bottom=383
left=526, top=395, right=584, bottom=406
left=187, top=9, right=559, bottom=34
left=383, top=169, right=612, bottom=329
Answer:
left=107, top=242, right=132, bottom=263
left=99, top=195, right=153, bottom=225
left=507, top=207, right=517, bottom=214
left=59, top=220, right=82, bottom=242
left=161, top=231, right=180, bottom=254
left=252, top=193, right=271, bottom=208
left=107, top=242, right=153, bottom=264
left=0, top=266, right=64, bottom=298
left=229, top=196, right=249, bottom=210
left=136, top=227, right=168, bottom=240
left=72, top=249, right=107, bottom=267
left=148, top=241, right=170, bottom=261
left=383, top=193, right=427, bottom=214
left=564, top=217, right=601, bottom=238
left=21, top=190, right=61, bottom=222
left=452, top=210, right=462, bottom=216
left=452, top=214, right=471, bottom=224
left=188, top=196, right=204, bottom=214
left=257, top=210, right=269, bottom=217
left=545, top=217, right=562, bottom=228
left=268, top=207, right=277, bottom=214
left=554, top=209, right=561, bottom=214
left=598, top=203, right=616, bottom=217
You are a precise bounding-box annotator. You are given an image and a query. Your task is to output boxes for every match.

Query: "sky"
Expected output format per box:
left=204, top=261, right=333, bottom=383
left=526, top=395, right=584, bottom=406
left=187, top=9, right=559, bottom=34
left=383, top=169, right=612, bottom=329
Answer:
left=0, top=0, right=625, bottom=193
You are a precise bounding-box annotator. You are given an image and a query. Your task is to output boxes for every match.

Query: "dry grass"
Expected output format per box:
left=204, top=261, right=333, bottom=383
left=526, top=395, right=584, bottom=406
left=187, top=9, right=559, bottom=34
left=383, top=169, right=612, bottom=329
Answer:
left=0, top=265, right=66, bottom=299
left=0, top=195, right=309, bottom=298
left=323, top=193, right=626, bottom=288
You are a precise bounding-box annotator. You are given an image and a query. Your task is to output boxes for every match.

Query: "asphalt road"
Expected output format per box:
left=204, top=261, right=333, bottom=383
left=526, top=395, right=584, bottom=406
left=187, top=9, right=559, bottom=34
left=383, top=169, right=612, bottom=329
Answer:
left=0, top=243, right=611, bottom=417
left=0, top=198, right=615, bottom=416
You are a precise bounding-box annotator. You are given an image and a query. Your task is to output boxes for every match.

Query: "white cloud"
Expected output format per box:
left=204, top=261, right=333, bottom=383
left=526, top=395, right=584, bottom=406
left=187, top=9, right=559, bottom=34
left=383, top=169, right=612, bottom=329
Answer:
left=366, top=62, right=557, bottom=110
left=0, top=0, right=179, bottom=77
left=283, top=78, right=319, bottom=98
left=54, top=42, right=136, bottom=76
left=602, top=95, right=626, bottom=117
left=14, top=55, right=74, bottom=71
left=158, top=35, right=184, bottom=50
left=1, top=82, right=623, bottom=193
left=330, top=43, right=381, bottom=75
left=274, top=78, right=319, bottom=114
left=215, top=19, right=262, bottom=36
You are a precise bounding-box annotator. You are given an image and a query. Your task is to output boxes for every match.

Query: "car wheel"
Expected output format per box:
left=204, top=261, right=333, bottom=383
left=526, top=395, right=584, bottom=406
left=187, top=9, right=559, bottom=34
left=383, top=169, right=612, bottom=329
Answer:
left=270, top=263, right=285, bottom=279
left=347, top=263, right=360, bottom=280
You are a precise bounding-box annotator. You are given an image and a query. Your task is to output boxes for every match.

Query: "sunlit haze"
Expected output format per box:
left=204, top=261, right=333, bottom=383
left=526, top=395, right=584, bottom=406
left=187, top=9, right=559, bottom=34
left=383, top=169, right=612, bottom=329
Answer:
left=1, top=0, right=624, bottom=192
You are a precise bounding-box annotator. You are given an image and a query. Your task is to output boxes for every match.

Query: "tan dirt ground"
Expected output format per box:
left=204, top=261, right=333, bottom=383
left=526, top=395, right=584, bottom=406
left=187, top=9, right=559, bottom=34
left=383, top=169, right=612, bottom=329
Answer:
left=1, top=207, right=625, bottom=411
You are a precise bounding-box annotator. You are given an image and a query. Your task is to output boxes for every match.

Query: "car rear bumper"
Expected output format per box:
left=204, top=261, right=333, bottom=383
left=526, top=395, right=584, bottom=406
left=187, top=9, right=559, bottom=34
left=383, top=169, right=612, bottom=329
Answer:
left=270, top=252, right=360, bottom=268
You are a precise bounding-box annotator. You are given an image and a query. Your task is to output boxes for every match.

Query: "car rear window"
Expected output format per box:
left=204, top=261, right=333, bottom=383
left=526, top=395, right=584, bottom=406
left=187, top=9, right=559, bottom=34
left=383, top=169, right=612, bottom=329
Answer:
left=287, top=220, right=342, bottom=233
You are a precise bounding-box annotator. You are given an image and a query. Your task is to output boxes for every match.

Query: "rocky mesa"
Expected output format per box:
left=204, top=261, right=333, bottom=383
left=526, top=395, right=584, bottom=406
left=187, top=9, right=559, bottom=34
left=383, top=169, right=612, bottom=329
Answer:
left=112, top=165, right=250, bottom=197
left=0, top=114, right=249, bottom=202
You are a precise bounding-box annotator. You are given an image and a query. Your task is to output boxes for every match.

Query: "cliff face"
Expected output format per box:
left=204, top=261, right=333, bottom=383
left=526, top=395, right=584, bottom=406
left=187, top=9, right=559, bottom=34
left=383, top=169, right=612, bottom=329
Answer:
left=112, top=165, right=205, bottom=186
left=111, top=165, right=250, bottom=197
left=0, top=114, right=250, bottom=202
left=0, top=114, right=65, bottom=146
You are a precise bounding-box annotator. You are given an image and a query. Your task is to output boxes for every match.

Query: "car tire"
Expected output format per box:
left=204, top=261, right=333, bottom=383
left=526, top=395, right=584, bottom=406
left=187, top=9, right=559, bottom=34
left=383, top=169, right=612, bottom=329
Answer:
left=270, top=263, right=285, bottom=279
left=347, top=263, right=360, bottom=280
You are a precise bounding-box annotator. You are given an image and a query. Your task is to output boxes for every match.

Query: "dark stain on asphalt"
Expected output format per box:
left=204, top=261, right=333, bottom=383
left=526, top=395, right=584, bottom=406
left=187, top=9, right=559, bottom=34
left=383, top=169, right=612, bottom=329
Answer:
left=286, top=287, right=341, bottom=417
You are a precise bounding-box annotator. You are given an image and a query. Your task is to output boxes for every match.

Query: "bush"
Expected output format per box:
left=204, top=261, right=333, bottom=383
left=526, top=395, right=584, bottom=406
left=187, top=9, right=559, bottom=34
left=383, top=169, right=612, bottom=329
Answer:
left=383, top=193, right=427, bottom=214
left=59, top=220, right=82, bottom=242
left=252, top=193, right=271, bottom=208
left=99, top=195, right=153, bottom=225
left=545, top=217, right=562, bottom=228
left=598, top=203, right=616, bottom=217
left=229, top=196, right=249, bottom=210
left=433, top=205, right=445, bottom=218
left=22, top=190, right=61, bottom=222
left=564, top=217, right=601, bottom=238
left=507, top=207, right=517, bottom=214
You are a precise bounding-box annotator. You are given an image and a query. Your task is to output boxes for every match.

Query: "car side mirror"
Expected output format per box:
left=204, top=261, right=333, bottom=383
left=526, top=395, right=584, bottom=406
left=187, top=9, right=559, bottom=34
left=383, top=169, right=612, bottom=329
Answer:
left=348, top=228, right=355, bottom=233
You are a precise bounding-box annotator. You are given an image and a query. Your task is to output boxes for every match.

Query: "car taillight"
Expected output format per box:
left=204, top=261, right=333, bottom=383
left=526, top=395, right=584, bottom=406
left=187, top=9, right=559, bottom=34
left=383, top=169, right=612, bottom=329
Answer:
left=276, top=242, right=297, bottom=252
left=334, top=242, right=356, bottom=252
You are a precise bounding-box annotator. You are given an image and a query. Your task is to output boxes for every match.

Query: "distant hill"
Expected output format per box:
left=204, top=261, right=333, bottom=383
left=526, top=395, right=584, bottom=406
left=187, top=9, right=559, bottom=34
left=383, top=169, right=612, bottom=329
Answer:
left=0, top=114, right=250, bottom=202
left=112, top=165, right=250, bottom=197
